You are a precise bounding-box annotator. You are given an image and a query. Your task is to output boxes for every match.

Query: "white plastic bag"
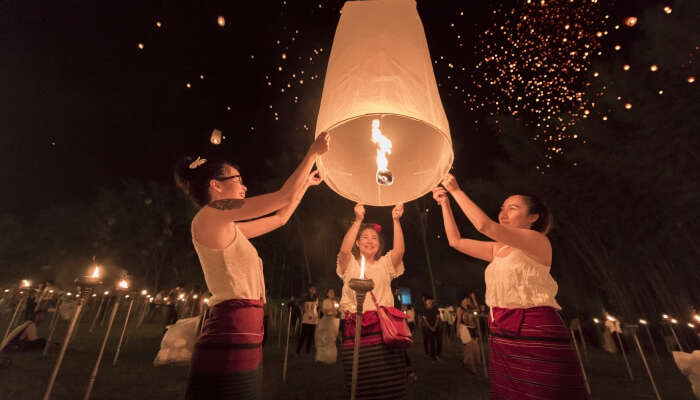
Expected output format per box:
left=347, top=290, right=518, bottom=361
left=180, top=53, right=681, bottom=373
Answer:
left=314, top=316, right=339, bottom=364
left=59, top=301, right=76, bottom=321
left=153, top=316, right=199, bottom=366
left=673, top=350, right=700, bottom=399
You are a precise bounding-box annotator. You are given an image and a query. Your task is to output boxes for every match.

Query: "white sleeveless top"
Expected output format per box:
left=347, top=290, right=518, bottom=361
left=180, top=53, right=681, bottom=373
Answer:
left=336, top=251, right=404, bottom=313
left=484, top=245, right=561, bottom=310
left=191, top=213, right=266, bottom=306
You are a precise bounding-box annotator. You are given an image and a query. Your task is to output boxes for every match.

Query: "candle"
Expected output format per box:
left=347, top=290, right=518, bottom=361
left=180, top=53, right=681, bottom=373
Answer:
left=360, top=255, right=366, bottom=279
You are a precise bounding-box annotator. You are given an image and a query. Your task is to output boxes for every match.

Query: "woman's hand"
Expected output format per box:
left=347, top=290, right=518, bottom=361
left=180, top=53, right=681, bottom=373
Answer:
left=432, top=187, right=448, bottom=205
left=309, top=132, right=330, bottom=157
left=441, top=173, right=461, bottom=193
left=307, top=170, right=323, bottom=186
left=354, top=203, right=365, bottom=222
left=392, top=203, right=404, bottom=220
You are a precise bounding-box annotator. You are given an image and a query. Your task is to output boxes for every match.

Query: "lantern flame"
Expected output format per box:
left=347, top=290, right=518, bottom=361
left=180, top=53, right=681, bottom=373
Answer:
left=662, top=314, right=669, bottom=319
left=118, top=280, right=129, bottom=289
left=593, top=318, right=600, bottom=324
left=639, top=319, right=647, bottom=325
left=360, top=255, right=366, bottom=279
left=371, top=119, right=394, bottom=186
left=204, top=298, right=210, bottom=304
left=694, top=314, right=700, bottom=323
left=21, top=279, right=30, bottom=287
left=141, top=290, right=147, bottom=296
left=91, top=267, right=100, bottom=278
left=671, top=318, right=677, bottom=324
left=606, top=315, right=616, bottom=322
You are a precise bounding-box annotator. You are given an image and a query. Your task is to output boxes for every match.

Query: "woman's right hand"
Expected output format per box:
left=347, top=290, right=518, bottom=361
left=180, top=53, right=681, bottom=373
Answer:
left=309, top=132, right=330, bottom=157
left=441, top=173, right=461, bottom=193
left=432, top=187, right=448, bottom=205
left=354, top=203, right=365, bottom=222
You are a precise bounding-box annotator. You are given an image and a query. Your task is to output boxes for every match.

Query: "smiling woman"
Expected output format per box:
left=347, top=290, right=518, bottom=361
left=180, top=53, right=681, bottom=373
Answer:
left=172, top=133, right=328, bottom=400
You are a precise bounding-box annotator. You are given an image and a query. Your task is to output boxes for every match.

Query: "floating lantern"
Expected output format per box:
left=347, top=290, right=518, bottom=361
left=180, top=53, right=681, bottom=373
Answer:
left=624, top=17, right=637, bottom=27
left=137, top=43, right=144, bottom=50
left=217, top=16, right=226, bottom=27
left=21, top=279, right=31, bottom=288
left=118, top=280, right=129, bottom=290
left=663, top=6, right=672, bottom=14
left=210, top=128, right=223, bottom=145
left=688, top=76, right=696, bottom=83
left=650, top=64, right=658, bottom=72
left=315, top=0, right=453, bottom=206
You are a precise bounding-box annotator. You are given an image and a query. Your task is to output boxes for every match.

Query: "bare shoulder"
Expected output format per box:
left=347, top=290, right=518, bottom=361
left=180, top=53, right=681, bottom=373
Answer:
left=207, top=198, right=245, bottom=210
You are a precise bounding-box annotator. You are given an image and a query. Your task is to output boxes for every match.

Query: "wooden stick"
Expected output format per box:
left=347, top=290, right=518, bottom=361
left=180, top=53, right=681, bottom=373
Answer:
left=282, top=306, right=292, bottom=382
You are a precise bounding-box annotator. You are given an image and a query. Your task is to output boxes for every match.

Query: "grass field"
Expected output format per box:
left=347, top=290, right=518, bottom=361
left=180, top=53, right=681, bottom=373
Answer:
left=0, top=309, right=695, bottom=400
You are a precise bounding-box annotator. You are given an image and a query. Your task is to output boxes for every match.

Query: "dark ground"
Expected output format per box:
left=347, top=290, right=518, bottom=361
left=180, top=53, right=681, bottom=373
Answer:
left=0, top=309, right=695, bottom=400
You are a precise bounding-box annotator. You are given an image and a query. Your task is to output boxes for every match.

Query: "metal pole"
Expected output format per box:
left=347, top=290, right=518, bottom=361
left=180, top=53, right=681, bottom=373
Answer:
left=84, top=294, right=121, bottom=400
left=112, top=296, right=135, bottom=366
left=615, top=331, right=634, bottom=380
left=43, top=297, right=85, bottom=400
left=632, top=330, right=662, bottom=400
left=43, top=297, right=63, bottom=357
left=570, top=327, right=592, bottom=396
left=475, top=314, right=488, bottom=378
left=644, top=324, right=661, bottom=364
left=89, top=295, right=106, bottom=333
left=667, top=322, right=684, bottom=352
left=282, top=306, right=292, bottom=382
left=278, top=304, right=284, bottom=348
left=348, top=278, right=374, bottom=400
left=2, top=294, right=27, bottom=343
left=577, top=324, right=588, bottom=362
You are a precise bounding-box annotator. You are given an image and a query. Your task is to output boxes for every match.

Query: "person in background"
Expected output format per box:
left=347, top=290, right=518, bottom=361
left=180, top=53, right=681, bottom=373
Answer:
left=296, top=285, right=319, bottom=356
left=288, top=295, right=302, bottom=338
left=165, top=282, right=185, bottom=326
left=422, top=296, right=442, bottom=362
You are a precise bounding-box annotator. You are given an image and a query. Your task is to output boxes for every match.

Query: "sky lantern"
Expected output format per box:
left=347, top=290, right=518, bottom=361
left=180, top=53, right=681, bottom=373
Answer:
left=314, top=0, right=452, bottom=206
left=210, top=128, right=222, bottom=145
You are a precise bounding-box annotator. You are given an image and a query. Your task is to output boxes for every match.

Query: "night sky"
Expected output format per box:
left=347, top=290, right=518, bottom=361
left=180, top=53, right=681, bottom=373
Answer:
left=3, top=0, right=660, bottom=215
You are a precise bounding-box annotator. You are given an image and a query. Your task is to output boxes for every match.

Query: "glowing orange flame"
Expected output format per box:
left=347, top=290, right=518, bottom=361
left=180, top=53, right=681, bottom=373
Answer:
left=91, top=267, right=100, bottom=278
left=360, top=255, right=366, bottom=279
left=118, top=280, right=129, bottom=289
left=21, top=279, right=30, bottom=287
left=371, top=119, right=393, bottom=185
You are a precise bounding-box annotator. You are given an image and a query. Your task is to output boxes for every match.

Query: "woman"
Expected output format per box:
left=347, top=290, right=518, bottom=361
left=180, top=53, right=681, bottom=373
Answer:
left=337, top=203, right=407, bottom=399
left=174, top=132, right=328, bottom=400
left=315, top=288, right=340, bottom=363
left=433, top=174, right=587, bottom=399
left=456, top=296, right=480, bottom=374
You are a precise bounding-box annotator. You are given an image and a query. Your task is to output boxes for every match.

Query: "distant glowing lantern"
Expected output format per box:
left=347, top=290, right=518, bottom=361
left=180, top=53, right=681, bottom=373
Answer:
left=315, top=0, right=453, bottom=206
left=624, top=103, right=632, bottom=110
left=650, top=64, right=658, bottom=71
left=671, top=318, right=678, bottom=324
left=593, top=318, right=600, bottom=324
left=663, top=6, right=672, bottom=14
left=639, top=319, right=647, bottom=325
left=118, top=280, right=129, bottom=289
left=688, top=76, right=696, bottom=84
left=217, top=16, right=226, bottom=27
left=137, top=43, right=144, bottom=50
left=210, top=129, right=223, bottom=145
left=624, top=17, right=637, bottom=27
left=623, top=64, right=630, bottom=71
left=156, top=21, right=162, bottom=28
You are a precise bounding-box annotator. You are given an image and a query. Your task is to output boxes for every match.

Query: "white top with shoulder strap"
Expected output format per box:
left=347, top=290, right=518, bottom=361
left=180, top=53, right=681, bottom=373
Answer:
left=191, top=212, right=266, bottom=306
left=484, top=245, right=561, bottom=310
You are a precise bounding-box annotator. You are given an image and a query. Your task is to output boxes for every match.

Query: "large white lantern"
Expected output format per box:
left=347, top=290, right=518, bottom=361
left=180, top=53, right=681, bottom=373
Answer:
left=315, top=0, right=453, bottom=206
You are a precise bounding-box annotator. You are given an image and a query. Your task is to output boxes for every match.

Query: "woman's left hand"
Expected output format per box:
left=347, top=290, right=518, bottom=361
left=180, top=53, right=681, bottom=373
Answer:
left=392, top=203, right=404, bottom=220
left=441, top=173, right=461, bottom=193
left=307, top=170, right=323, bottom=186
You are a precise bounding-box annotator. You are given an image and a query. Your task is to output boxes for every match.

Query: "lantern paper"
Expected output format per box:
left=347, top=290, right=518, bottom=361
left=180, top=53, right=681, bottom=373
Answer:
left=315, top=0, right=453, bottom=206
left=210, top=129, right=222, bottom=145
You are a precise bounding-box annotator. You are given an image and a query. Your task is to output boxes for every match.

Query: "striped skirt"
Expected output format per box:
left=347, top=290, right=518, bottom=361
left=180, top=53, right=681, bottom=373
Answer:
left=186, top=299, right=264, bottom=400
left=488, top=306, right=588, bottom=400
left=342, top=311, right=408, bottom=400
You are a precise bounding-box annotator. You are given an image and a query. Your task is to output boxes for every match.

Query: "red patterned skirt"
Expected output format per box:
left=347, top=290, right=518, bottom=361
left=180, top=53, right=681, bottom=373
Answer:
left=341, top=311, right=408, bottom=400
left=488, top=306, right=588, bottom=400
left=186, top=299, right=264, bottom=400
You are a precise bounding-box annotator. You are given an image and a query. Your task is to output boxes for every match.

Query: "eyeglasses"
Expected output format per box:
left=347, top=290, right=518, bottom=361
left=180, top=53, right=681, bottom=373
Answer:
left=214, top=174, right=242, bottom=184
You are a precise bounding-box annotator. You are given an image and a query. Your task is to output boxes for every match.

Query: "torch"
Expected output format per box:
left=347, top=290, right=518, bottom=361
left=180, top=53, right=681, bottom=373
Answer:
left=638, top=319, right=661, bottom=364
left=83, top=278, right=128, bottom=400
left=43, top=294, right=64, bottom=357
left=43, top=266, right=102, bottom=400
left=1, top=279, right=31, bottom=343
left=112, top=289, right=137, bottom=366
left=607, top=315, right=634, bottom=380
left=627, top=324, right=661, bottom=400
left=474, top=310, right=488, bottom=378
left=282, top=300, right=293, bottom=382
left=662, top=314, right=684, bottom=352
left=348, top=255, right=375, bottom=400
left=89, top=291, right=108, bottom=333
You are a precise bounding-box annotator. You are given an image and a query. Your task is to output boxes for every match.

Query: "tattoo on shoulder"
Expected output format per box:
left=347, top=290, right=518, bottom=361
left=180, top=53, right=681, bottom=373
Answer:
left=207, top=199, right=245, bottom=210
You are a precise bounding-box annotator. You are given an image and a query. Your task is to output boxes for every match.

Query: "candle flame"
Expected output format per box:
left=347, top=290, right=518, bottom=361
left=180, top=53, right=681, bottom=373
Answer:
left=606, top=315, right=616, bottom=322
left=67, top=292, right=72, bottom=296
left=670, top=318, right=677, bottom=324
left=639, top=319, right=647, bottom=325
left=118, top=280, right=128, bottom=289
left=21, top=279, right=30, bottom=287
left=688, top=323, right=695, bottom=328
left=371, top=119, right=394, bottom=186
left=360, top=255, right=366, bottom=279
left=141, top=290, right=147, bottom=296
left=334, top=302, right=339, bottom=308
left=662, top=314, right=669, bottom=319
left=694, top=314, right=700, bottom=323
left=104, top=291, right=109, bottom=295
left=91, top=267, right=100, bottom=278
left=204, top=298, right=210, bottom=304
left=593, top=318, right=600, bottom=324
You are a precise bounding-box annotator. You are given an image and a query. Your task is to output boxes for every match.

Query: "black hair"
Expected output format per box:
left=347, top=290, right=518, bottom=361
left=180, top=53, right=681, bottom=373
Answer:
left=518, top=194, right=554, bottom=235
left=351, top=223, right=385, bottom=261
left=174, top=156, right=239, bottom=208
